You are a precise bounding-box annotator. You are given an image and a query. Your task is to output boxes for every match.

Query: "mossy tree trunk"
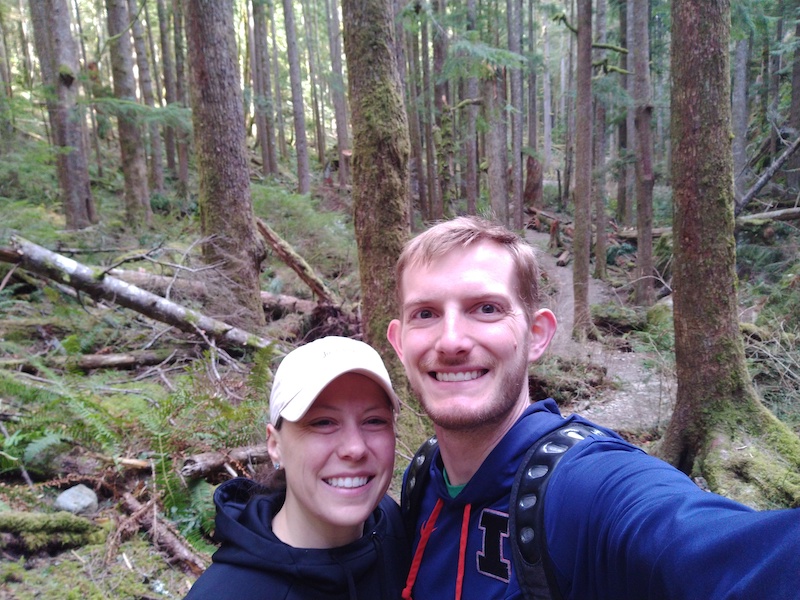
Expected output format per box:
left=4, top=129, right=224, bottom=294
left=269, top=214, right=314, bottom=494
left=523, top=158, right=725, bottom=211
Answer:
left=341, top=0, right=411, bottom=402
left=661, top=0, right=800, bottom=508
left=183, top=0, right=266, bottom=330
left=105, top=0, right=152, bottom=229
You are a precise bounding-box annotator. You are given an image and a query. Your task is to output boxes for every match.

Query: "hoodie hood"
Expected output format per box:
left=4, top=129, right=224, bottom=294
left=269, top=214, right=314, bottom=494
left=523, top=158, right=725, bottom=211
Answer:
left=203, top=478, right=408, bottom=599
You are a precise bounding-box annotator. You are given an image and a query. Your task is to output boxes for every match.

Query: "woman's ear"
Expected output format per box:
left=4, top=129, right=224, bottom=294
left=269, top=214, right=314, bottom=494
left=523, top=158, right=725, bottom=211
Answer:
left=267, top=423, right=281, bottom=465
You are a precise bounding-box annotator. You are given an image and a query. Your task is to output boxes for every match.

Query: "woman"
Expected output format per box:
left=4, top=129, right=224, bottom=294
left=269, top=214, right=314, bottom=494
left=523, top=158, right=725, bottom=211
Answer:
left=185, top=336, right=409, bottom=599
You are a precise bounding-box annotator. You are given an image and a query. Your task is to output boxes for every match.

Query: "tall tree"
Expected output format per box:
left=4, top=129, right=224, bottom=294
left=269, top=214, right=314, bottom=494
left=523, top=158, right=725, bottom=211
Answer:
left=463, top=0, right=479, bottom=214
left=172, top=0, right=190, bottom=199
left=128, top=0, right=164, bottom=195
left=183, top=0, right=267, bottom=330
left=662, top=0, right=800, bottom=502
left=325, top=0, right=350, bottom=186
left=508, top=0, right=523, bottom=228
left=252, top=0, right=279, bottom=176
left=29, top=0, right=96, bottom=229
left=732, top=36, right=749, bottom=200
left=592, top=0, right=608, bottom=281
left=156, top=0, right=177, bottom=174
left=615, top=0, right=630, bottom=225
left=281, top=0, right=311, bottom=193
left=572, top=0, right=594, bottom=341
left=106, top=0, right=152, bottom=228
left=342, top=0, right=410, bottom=376
left=632, top=0, right=654, bottom=306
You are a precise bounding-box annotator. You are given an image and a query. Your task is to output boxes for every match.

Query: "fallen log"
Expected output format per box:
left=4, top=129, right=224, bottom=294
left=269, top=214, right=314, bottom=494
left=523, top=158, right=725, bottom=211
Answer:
left=261, top=291, right=316, bottom=316
left=0, top=349, right=189, bottom=372
left=120, top=492, right=208, bottom=575
left=736, top=133, right=800, bottom=216
left=181, top=444, right=271, bottom=480
left=256, top=219, right=338, bottom=305
left=4, top=236, right=275, bottom=351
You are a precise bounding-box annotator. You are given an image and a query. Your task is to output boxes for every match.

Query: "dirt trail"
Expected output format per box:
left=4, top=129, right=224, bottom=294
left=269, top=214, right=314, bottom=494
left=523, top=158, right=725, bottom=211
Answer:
left=526, top=230, right=675, bottom=435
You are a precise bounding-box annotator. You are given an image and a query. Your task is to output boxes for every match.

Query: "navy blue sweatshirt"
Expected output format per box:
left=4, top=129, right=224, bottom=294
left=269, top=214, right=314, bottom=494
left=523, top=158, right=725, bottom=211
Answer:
left=185, top=478, right=409, bottom=600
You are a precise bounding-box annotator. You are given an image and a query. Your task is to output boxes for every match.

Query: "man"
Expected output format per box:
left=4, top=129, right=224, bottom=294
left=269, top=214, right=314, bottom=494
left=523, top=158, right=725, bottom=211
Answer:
left=387, top=216, right=799, bottom=600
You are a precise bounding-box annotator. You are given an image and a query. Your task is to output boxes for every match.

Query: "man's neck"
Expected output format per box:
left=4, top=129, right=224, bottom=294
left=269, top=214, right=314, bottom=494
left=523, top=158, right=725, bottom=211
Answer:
left=435, top=402, right=528, bottom=486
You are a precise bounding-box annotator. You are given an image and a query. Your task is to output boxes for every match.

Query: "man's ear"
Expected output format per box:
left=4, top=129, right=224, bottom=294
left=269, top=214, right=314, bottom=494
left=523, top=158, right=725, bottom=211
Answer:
left=528, top=308, right=557, bottom=362
left=386, top=319, right=404, bottom=361
left=266, top=423, right=281, bottom=465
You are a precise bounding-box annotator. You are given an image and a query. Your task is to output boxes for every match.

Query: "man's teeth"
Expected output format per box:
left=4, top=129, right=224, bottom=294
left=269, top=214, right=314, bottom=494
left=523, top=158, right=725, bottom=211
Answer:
left=435, top=370, right=482, bottom=382
left=326, top=476, right=369, bottom=489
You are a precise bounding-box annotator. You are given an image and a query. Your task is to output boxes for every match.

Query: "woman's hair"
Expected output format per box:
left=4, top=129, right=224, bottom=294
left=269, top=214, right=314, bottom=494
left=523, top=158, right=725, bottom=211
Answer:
left=395, top=216, right=542, bottom=317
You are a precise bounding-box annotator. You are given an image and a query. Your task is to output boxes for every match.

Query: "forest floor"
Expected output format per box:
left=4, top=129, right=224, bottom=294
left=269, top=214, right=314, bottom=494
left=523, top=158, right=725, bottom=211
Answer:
left=527, top=229, right=676, bottom=442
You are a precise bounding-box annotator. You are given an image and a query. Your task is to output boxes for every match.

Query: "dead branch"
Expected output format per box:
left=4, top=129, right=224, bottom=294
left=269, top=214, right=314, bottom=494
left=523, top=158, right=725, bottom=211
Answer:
left=120, top=492, right=209, bottom=575
left=4, top=236, right=275, bottom=351
left=256, top=219, right=338, bottom=304
left=261, top=291, right=316, bottom=316
left=736, top=134, right=800, bottom=216
left=0, top=349, right=190, bottom=372
left=736, top=206, right=800, bottom=224
left=181, top=444, right=271, bottom=480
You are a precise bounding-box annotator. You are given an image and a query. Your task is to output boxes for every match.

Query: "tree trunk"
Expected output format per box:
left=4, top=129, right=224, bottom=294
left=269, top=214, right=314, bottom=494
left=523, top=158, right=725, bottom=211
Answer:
left=30, top=0, right=96, bottom=230
left=542, top=23, right=553, bottom=170
left=6, top=236, right=273, bottom=351
left=106, top=0, right=152, bottom=228
left=732, top=37, right=749, bottom=201
left=172, top=0, right=190, bottom=200
left=326, top=0, right=350, bottom=186
left=183, top=0, right=267, bottom=330
left=252, top=0, right=278, bottom=176
left=615, top=0, right=630, bottom=226
left=572, top=0, right=594, bottom=341
left=342, top=0, right=410, bottom=387
left=302, top=0, right=325, bottom=166
left=787, top=14, right=800, bottom=190
left=661, top=0, right=800, bottom=505
left=407, top=21, right=428, bottom=220
left=508, top=0, right=523, bottom=228
left=128, top=0, right=164, bottom=195
left=593, top=0, right=608, bottom=281
left=156, top=0, right=177, bottom=174
left=632, top=0, right=654, bottom=306
left=485, top=68, right=509, bottom=225
left=269, top=0, right=288, bottom=161
left=420, top=15, right=440, bottom=221
left=281, top=0, right=311, bottom=194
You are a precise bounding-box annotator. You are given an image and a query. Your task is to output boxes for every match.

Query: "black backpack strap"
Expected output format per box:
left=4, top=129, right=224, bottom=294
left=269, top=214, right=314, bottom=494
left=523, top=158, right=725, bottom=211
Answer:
left=509, top=422, right=606, bottom=600
left=402, top=435, right=439, bottom=541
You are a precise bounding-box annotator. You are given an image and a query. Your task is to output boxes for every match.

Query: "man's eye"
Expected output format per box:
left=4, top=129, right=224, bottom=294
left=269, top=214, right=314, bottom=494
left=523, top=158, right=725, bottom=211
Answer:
left=479, top=304, right=498, bottom=314
left=416, top=309, right=434, bottom=319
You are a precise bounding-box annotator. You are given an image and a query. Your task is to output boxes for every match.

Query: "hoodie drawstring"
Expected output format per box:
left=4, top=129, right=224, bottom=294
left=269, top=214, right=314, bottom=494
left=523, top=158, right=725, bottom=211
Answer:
left=454, top=503, right=471, bottom=600
left=402, top=500, right=472, bottom=600
left=371, top=530, right=389, bottom=600
left=402, top=498, right=444, bottom=599
left=332, top=552, right=358, bottom=600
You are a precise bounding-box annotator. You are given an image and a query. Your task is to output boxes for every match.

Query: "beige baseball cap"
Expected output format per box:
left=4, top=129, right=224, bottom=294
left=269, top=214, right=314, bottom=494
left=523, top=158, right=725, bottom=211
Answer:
left=269, top=336, right=401, bottom=425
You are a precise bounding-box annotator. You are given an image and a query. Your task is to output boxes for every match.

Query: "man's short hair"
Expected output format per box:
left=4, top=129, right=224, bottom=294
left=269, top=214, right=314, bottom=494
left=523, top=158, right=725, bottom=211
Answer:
left=395, top=216, right=542, bottom=318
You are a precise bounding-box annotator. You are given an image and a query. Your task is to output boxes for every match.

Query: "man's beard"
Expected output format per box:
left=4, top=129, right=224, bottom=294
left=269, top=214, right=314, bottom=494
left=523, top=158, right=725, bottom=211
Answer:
left=413, top=347, right=529, bottom=433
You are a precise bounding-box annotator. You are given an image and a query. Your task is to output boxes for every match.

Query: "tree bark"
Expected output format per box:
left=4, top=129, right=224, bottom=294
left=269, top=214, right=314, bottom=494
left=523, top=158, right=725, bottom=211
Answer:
left=180, top=444, right=271, bottom=479
left=615, top=0, right=630, bottom=225
left=632, top=0, right=654, bottom=306
left=508, top=0, right=524, bottom=229
left=106, top=0, right=152, bottom=228
left=252, top=0, right=278, bottom=176
left=342, top=0, right=410, bottom=388
left=156, top=0, right=177, bottom=173
left=593, top=0, right=608, bottom=281
left=172, top=0, right=190, bottom=199
left=662, top=0, right=800, bottom=505
left=281, top=0, right=311, bottom=194
left=31, top=0, right=96, bottom=230
left=6, top=236, right=273, bottom=351
left=732, top=37, right=749, bottom=201
left=128, top=0, right=164, bottom=195
left=326, top=0, right=350, bottom=186
left=183, top=0, right=267, bottom=330
left=571, top=0, right=594, bottom=341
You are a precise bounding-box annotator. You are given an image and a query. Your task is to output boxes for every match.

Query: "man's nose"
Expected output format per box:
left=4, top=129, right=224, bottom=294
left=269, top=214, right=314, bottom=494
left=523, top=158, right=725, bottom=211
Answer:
left=434, top=310, right=472, bottom=355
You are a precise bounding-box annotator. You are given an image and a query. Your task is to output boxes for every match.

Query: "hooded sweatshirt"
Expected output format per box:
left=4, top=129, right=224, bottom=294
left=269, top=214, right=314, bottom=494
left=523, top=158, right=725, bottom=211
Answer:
left=185, top=478, right=409, bottom=600
left=402, top=399, right=800, bottom=600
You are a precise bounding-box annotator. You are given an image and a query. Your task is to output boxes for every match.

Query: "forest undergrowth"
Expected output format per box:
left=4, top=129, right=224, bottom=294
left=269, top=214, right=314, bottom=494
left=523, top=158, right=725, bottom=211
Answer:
left=0, top=139, right=799, bottom=597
